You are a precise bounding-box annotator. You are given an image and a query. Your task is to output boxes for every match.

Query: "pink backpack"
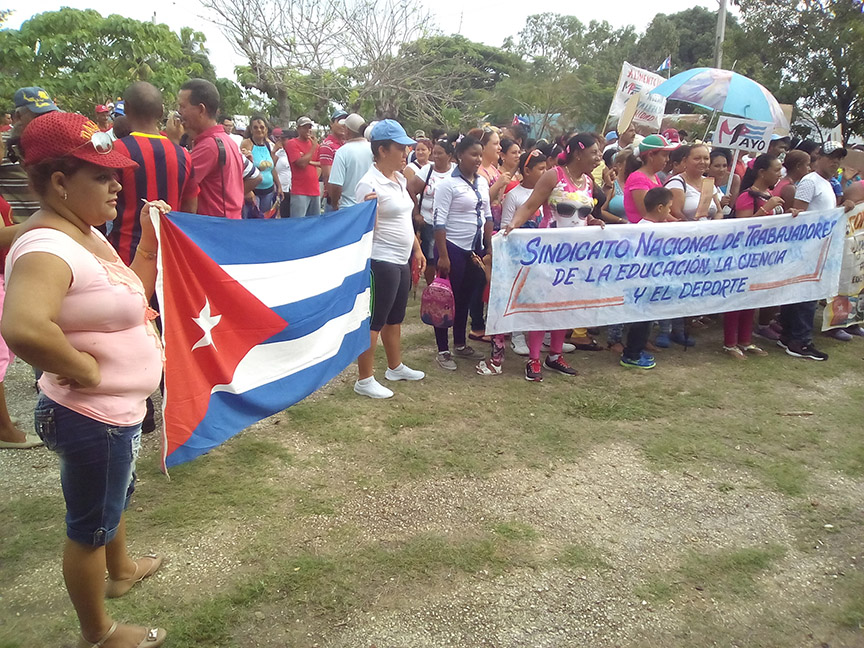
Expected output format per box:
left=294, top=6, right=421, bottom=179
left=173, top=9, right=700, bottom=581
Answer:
left=420, top=277, right=455, bottom=328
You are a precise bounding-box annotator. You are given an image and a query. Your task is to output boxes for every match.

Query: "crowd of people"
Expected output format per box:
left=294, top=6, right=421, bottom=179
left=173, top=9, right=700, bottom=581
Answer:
left=1, top=76, right=863, bottom=648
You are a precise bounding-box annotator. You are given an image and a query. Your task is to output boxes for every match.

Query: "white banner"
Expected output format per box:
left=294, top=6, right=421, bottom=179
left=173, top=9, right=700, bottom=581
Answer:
left=609, top=62, right=667, bottom=130
left=822, top=204, right=864, bottom=330
left=712, top=115, right=774, bottom=152
left=487, top=210, right=847, bottom=334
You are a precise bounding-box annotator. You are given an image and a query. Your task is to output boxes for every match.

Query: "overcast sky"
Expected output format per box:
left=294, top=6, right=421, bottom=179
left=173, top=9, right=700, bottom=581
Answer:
left=8, top=0, right=725, bottom=79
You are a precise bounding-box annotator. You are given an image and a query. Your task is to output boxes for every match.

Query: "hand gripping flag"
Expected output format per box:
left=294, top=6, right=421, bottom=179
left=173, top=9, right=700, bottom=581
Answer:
left=154, top=201, right=375, bottom=469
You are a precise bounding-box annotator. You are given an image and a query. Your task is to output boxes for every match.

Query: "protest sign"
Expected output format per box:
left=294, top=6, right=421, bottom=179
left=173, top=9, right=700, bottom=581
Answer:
left=822, top=204, right=864, bottom=331
left=487, top=209, right=846, bottom=334
left=609, top=62, right=667, bottom=131
left=712, top=115, right=773, bottom=152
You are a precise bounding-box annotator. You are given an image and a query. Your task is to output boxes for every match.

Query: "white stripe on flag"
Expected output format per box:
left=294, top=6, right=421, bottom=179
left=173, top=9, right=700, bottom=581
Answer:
left=220, top=231, right=374, bottom=307
left=211, top=288, right=370, bottom=395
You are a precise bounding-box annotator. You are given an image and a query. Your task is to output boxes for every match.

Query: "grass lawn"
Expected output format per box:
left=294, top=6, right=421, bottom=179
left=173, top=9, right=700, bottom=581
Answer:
left=1, top=302, right=863, bottom=647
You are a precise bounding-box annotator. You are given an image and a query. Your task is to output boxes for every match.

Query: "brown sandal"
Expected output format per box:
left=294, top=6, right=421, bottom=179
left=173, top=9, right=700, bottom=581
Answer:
left=78, top=622, right=167, bottom=648
left=105, top=554, right=163, bottom=598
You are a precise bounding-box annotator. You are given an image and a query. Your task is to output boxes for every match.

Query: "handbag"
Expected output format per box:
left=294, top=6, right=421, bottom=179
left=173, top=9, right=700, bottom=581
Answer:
left=420, top=276, right=455, bottom=328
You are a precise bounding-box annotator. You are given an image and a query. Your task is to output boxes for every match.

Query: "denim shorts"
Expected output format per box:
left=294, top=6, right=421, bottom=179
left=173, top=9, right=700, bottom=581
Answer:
left=34, top=395, right=142, bottom=547
left=419, top=222, right=436, bottom=262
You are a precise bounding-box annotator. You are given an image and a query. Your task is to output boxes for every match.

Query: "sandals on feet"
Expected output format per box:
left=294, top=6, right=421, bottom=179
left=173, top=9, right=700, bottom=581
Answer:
left=106, top=554, right=163, bottom=599
left=78, top=622, right=167, bottom=648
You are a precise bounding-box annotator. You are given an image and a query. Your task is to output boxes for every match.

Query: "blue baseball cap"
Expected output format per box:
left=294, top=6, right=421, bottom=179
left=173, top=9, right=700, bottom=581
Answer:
left=331, top=109, right=348, bottom=121
left=605, top=131, right=618, bottom=142
left=370, top=119, right=415, bottom=145
left=13, top=87, right=58, bottom=115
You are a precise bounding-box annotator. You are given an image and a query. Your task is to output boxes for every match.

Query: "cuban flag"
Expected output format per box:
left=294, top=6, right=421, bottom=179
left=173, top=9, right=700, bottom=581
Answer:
left=154, top=201, right=375, bottom=469
left=656, top=56, right=672, bottom=72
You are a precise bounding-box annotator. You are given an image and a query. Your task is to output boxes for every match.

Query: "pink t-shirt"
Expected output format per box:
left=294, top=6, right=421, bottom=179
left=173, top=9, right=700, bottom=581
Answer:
left=6, top=228, right=163, bottom=425
left=623, top=170, right=662, bottom=223
left=735, top=189, right=783, bottom=216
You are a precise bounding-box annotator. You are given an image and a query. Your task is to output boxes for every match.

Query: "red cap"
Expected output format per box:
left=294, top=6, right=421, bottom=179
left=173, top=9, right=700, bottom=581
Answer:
left=21, top=112, right=137, bottom=169
left=661, top=128, right=681, bottom=143
left=95, top=104, right=111, bottom=114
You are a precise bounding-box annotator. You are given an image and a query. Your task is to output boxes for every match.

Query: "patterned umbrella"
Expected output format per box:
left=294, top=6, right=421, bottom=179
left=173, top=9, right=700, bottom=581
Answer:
left=650, top=67, right=789, bottom=130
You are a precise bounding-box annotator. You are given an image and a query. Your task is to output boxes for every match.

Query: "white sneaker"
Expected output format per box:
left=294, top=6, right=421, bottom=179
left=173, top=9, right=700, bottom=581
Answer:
left=384, top=363, right=425, bottom=381
left=510, top=332, right=530, bottom=356
left=354, top=377, right=394, bottom=399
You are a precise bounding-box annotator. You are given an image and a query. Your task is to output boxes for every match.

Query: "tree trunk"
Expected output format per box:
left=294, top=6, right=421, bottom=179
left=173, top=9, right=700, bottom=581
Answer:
left=276, top=86, right=291, bottom=128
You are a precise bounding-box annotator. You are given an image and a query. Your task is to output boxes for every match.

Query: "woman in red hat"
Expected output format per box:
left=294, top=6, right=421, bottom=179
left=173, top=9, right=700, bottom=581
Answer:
left=1, top=111, right=169, bottom=648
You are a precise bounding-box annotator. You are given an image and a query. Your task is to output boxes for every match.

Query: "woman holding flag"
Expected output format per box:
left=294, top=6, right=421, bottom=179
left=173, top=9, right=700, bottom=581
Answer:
left=353, top=120, right=426, bottom=399
left=2, top=112, right=169, bottom=648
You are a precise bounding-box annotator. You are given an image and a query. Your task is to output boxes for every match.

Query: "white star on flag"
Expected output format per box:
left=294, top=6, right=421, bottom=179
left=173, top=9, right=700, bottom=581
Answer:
left=191, top=298, right=222, bottom=351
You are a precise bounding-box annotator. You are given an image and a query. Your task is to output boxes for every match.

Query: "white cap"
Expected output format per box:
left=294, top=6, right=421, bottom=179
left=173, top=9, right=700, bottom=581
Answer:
left=364, top=120, right=379, bottom=141
left=339, top=113, right=366, bottom=135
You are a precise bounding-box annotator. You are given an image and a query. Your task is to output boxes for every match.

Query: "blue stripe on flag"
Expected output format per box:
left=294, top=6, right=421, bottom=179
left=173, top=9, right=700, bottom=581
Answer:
left=165, top=200, right=376, bottom=265
left=165, top=323, right=370, bottom=467
left=267, top=264, right=370, bottom=342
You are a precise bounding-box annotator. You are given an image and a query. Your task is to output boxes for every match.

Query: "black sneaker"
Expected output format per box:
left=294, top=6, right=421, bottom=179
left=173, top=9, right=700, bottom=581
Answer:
left=544, top=355, right=578, bottom=376
left=784, top=341, right=828, bottom=361
left=525, top=359, right=543, bottom=382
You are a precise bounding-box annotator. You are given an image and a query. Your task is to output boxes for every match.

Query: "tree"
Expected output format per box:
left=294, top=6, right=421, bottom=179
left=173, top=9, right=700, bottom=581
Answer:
left=737, top=0, right=864, bottom=142
left=394, top=35, right=522, bottom=132
left=201, top=0, right=435, bottom=123
left=0, top=9, right=222, bottom=116
left=493, top=13, right=636, bottom=132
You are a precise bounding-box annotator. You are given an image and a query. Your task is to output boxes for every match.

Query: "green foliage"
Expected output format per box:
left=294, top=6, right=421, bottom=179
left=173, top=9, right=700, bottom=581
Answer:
left=738, top=0, right=864, bottom=141
left=394, top=35, right=523, bottom=132
left=491, top=14, right=639, bottom=132
left=0, top=9, right=219, bottom=115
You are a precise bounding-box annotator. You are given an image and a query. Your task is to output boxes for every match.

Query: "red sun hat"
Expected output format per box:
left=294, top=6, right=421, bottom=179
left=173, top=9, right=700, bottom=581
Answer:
left=21, top=112, right=137, bottom=169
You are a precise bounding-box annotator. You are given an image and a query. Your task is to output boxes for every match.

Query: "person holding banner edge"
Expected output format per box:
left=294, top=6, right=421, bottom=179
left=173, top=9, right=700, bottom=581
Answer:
left=505, top=133, right=608, bottom=381
left=782, top=141, right=856, bottom=358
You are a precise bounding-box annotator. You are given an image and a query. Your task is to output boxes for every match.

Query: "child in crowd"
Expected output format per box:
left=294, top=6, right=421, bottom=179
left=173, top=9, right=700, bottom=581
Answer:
left=617, top=187, right=673, bottom=370
left=640, top=186, right=673, bottom=223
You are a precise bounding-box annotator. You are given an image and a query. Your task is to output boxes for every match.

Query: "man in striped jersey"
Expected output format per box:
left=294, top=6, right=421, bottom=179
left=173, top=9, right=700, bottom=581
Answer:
left=111, top=81, right=199, bottom=265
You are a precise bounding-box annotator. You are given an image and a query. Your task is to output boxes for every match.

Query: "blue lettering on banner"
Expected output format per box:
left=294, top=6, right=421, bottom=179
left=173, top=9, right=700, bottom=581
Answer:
left=489, top=210, right=846, bottom=334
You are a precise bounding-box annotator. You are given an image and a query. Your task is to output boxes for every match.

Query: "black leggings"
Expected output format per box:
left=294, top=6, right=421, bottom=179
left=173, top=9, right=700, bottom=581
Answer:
left=370, top=260, right=411, bottom=332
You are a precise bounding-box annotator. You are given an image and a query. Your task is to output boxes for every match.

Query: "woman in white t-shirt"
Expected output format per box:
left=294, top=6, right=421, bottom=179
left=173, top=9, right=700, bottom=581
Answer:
left=353, top=120, right=426, bottom=400
left=408, top=138, right=455, bottom=285
left=403, top=138, right=432, bottom=181
left=665, top=144, right=722, bottom=221
left=274, top=131, right=293, bottom=218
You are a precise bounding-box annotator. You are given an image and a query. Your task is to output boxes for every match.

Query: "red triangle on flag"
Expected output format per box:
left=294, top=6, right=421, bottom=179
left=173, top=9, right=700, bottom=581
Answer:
left=158, top=215, right=288, bottom=463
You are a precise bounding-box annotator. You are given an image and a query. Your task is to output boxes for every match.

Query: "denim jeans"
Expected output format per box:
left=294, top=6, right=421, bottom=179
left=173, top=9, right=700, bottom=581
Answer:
left=34, top=396, right=142, bottom=547
left=779, top=301, right=817, bottom=344
left=289, top=194, right=321, bottom=218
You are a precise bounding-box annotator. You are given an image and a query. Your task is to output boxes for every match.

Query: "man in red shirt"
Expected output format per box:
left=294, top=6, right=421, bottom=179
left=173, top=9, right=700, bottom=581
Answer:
left=285, top=116, right=321, bottom=217
left=178, top=79, right=244, bottom=219
left=317, top=109, right=347, bottom=212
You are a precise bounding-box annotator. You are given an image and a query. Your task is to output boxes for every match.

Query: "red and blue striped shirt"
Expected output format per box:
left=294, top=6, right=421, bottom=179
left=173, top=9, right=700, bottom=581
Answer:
left=111, top=133, right=198, bottom=265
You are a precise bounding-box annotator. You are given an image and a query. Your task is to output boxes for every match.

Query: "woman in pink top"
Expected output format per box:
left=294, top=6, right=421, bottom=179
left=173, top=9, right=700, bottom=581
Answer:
left=1, top=112, right=169, bottom=648
left=623, top=134, right=678, bottom=223
left=505, top=133, right=607, bottom=382
left=722, top=154, right=785, bottom=360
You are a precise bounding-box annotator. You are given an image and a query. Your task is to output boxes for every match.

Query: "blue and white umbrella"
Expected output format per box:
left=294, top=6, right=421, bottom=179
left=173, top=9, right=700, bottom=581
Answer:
left=650, top=67, right=789, bottom=130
